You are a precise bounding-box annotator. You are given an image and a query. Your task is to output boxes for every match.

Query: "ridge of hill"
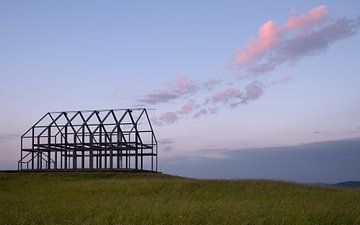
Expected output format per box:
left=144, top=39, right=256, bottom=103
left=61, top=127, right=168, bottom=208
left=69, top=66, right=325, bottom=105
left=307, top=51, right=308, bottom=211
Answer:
left=334, top=181, right=360, bottom=188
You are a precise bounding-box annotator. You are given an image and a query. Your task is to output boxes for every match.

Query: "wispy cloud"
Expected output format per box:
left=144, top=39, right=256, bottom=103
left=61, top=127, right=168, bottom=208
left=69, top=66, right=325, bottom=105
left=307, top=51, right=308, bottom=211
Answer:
left=158, top=139, right=176, bottom=152
left=151, top=112, right=179, bottom=126
left=178, top=101, right=197, bottom=115
left=193, top=108, right=208, bottom=119
left=206, top=81, right=264, bottom=107
left=210, top=87, right=243, bottom=105
left=345, top=128, right=360, bottom=134
left=0, top=134, right=19, bottom=143
left=158, top=138, right=176, bottom=145
left=202, top=79, right=222, bottom=91
left=138, top=91, right=178, bottom=104
left=153, top=81, right=264, bottom=125
left=159, top=112, right=178, bottom=124
left=139, top=76, right=199, bottom=104
left=163, top=146, right=174, bottom=152
left=314, top=131, right=330, bottom=135
left=169, top=76, right=199, bottom=95
left=270, top=76, right=293, bottom=85
left=231, top=6, right=360, bottom=76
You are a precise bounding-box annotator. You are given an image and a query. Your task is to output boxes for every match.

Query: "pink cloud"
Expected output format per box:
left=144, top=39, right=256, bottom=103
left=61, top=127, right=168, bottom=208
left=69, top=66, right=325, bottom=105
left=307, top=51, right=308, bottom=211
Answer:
left=247, top=17, right=360, bottom=75
left=231, top=5, right=360, bottom=76
left=151, top=81, right=265, bottom=125
left=150, top=116, right=163, bottom=126
left=209, top=81, right=264, bottom=107
left=139, top=76, right=198, bottom=105
left=178, top=101, right=196, bottom=115
left=211, top=87, right=243, bottom=104
left=233, top=20, right=281, bottom=65
left=169, top=76, right=198, bottom=95
left=243, top=82, right=263, bottom=102
left=285, top=5, right=327, bottom=29
left=159, top=112, right=178, bottom=124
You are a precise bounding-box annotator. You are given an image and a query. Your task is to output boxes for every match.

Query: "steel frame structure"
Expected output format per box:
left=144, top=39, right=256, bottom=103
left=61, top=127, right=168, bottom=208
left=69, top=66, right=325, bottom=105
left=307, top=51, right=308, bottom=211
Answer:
left=18, top=108, right=158, bottom=172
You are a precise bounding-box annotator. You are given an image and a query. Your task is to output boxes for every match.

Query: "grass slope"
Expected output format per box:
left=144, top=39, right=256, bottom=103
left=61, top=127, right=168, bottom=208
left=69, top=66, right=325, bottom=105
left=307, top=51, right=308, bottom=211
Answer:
left=0, top=172, right=359, bottom=225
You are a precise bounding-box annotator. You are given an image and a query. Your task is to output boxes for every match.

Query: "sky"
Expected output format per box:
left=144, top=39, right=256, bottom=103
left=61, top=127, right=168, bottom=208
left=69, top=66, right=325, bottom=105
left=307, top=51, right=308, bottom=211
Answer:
left=0, top=0, right=360, bottom=183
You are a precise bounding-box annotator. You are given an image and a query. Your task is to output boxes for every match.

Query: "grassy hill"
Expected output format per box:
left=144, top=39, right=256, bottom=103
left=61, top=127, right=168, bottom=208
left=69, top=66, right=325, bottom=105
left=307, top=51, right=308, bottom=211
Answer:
left=334, top=181, right=360, bottom=188
left=0, top=172, right=359, bottom=225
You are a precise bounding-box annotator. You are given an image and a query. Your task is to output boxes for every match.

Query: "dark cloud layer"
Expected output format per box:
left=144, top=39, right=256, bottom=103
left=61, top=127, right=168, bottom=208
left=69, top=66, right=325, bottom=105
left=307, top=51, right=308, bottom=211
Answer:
left=161, top=138, right=360, bottom=183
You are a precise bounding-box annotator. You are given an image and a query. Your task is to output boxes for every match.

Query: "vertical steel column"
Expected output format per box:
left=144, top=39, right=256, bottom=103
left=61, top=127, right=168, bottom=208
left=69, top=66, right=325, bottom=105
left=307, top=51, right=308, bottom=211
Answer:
left=31, top=127, right=34, bottom=170
left=117, top=126, right=121, bottom=169
left=104, top=129, right=107, bottom=169
left=126, top=135, right=129, bottom=169
left=135, top=132, right=138, bottom=170
left=156, top=144, right=158, bottom=172
left=54, top=136, right=57, bottom=169
left=99, top=127, right=102, bottom=169
left=48, top=127, right=51, bottom=169
left=60, top=134, right=63, bottom=169
left=90, top=133, right=93, bottom=169
left=19, top=138, right=23, bottom=170
left=128, top=110, right=141, bottom=171
left=64, top=125, right=68, bottom=170
left=82, top=126, right=85, bottom=169
left=73, top=134, right=77, bottom=169
left=141, top=143, right=143, bottom=170
left=37, top=136, right=41, bottom=170
left=109, top=135, right=113, bottom=169
left=151, top=134, right=154, bottom=171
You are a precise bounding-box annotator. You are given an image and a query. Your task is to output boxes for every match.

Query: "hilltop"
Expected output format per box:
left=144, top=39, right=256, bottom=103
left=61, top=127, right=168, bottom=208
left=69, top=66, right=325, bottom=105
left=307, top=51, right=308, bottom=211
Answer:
left=0, top=171, right=359, bottom=225
left=334, top=181, right=360, bottom=188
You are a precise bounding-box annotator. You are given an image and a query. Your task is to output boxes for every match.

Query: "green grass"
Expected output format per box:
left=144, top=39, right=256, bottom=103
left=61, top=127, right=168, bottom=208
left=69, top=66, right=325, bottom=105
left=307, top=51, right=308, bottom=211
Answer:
left=0, top=172, right=359, bottom=225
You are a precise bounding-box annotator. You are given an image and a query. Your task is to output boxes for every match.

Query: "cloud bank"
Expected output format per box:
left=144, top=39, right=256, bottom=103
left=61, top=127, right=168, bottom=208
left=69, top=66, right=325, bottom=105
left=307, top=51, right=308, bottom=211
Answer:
left=161, top=137, right=360, bottom=183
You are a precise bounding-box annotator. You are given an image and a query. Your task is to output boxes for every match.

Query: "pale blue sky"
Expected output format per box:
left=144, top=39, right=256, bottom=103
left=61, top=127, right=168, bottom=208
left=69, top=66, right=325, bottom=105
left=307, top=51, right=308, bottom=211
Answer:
left=1, top=1, right=360, bottom=182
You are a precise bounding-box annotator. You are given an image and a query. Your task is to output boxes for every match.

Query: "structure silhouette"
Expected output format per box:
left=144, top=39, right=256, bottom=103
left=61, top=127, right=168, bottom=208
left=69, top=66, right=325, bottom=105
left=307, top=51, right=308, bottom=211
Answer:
left=18, top=108, right=158, bottom=171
